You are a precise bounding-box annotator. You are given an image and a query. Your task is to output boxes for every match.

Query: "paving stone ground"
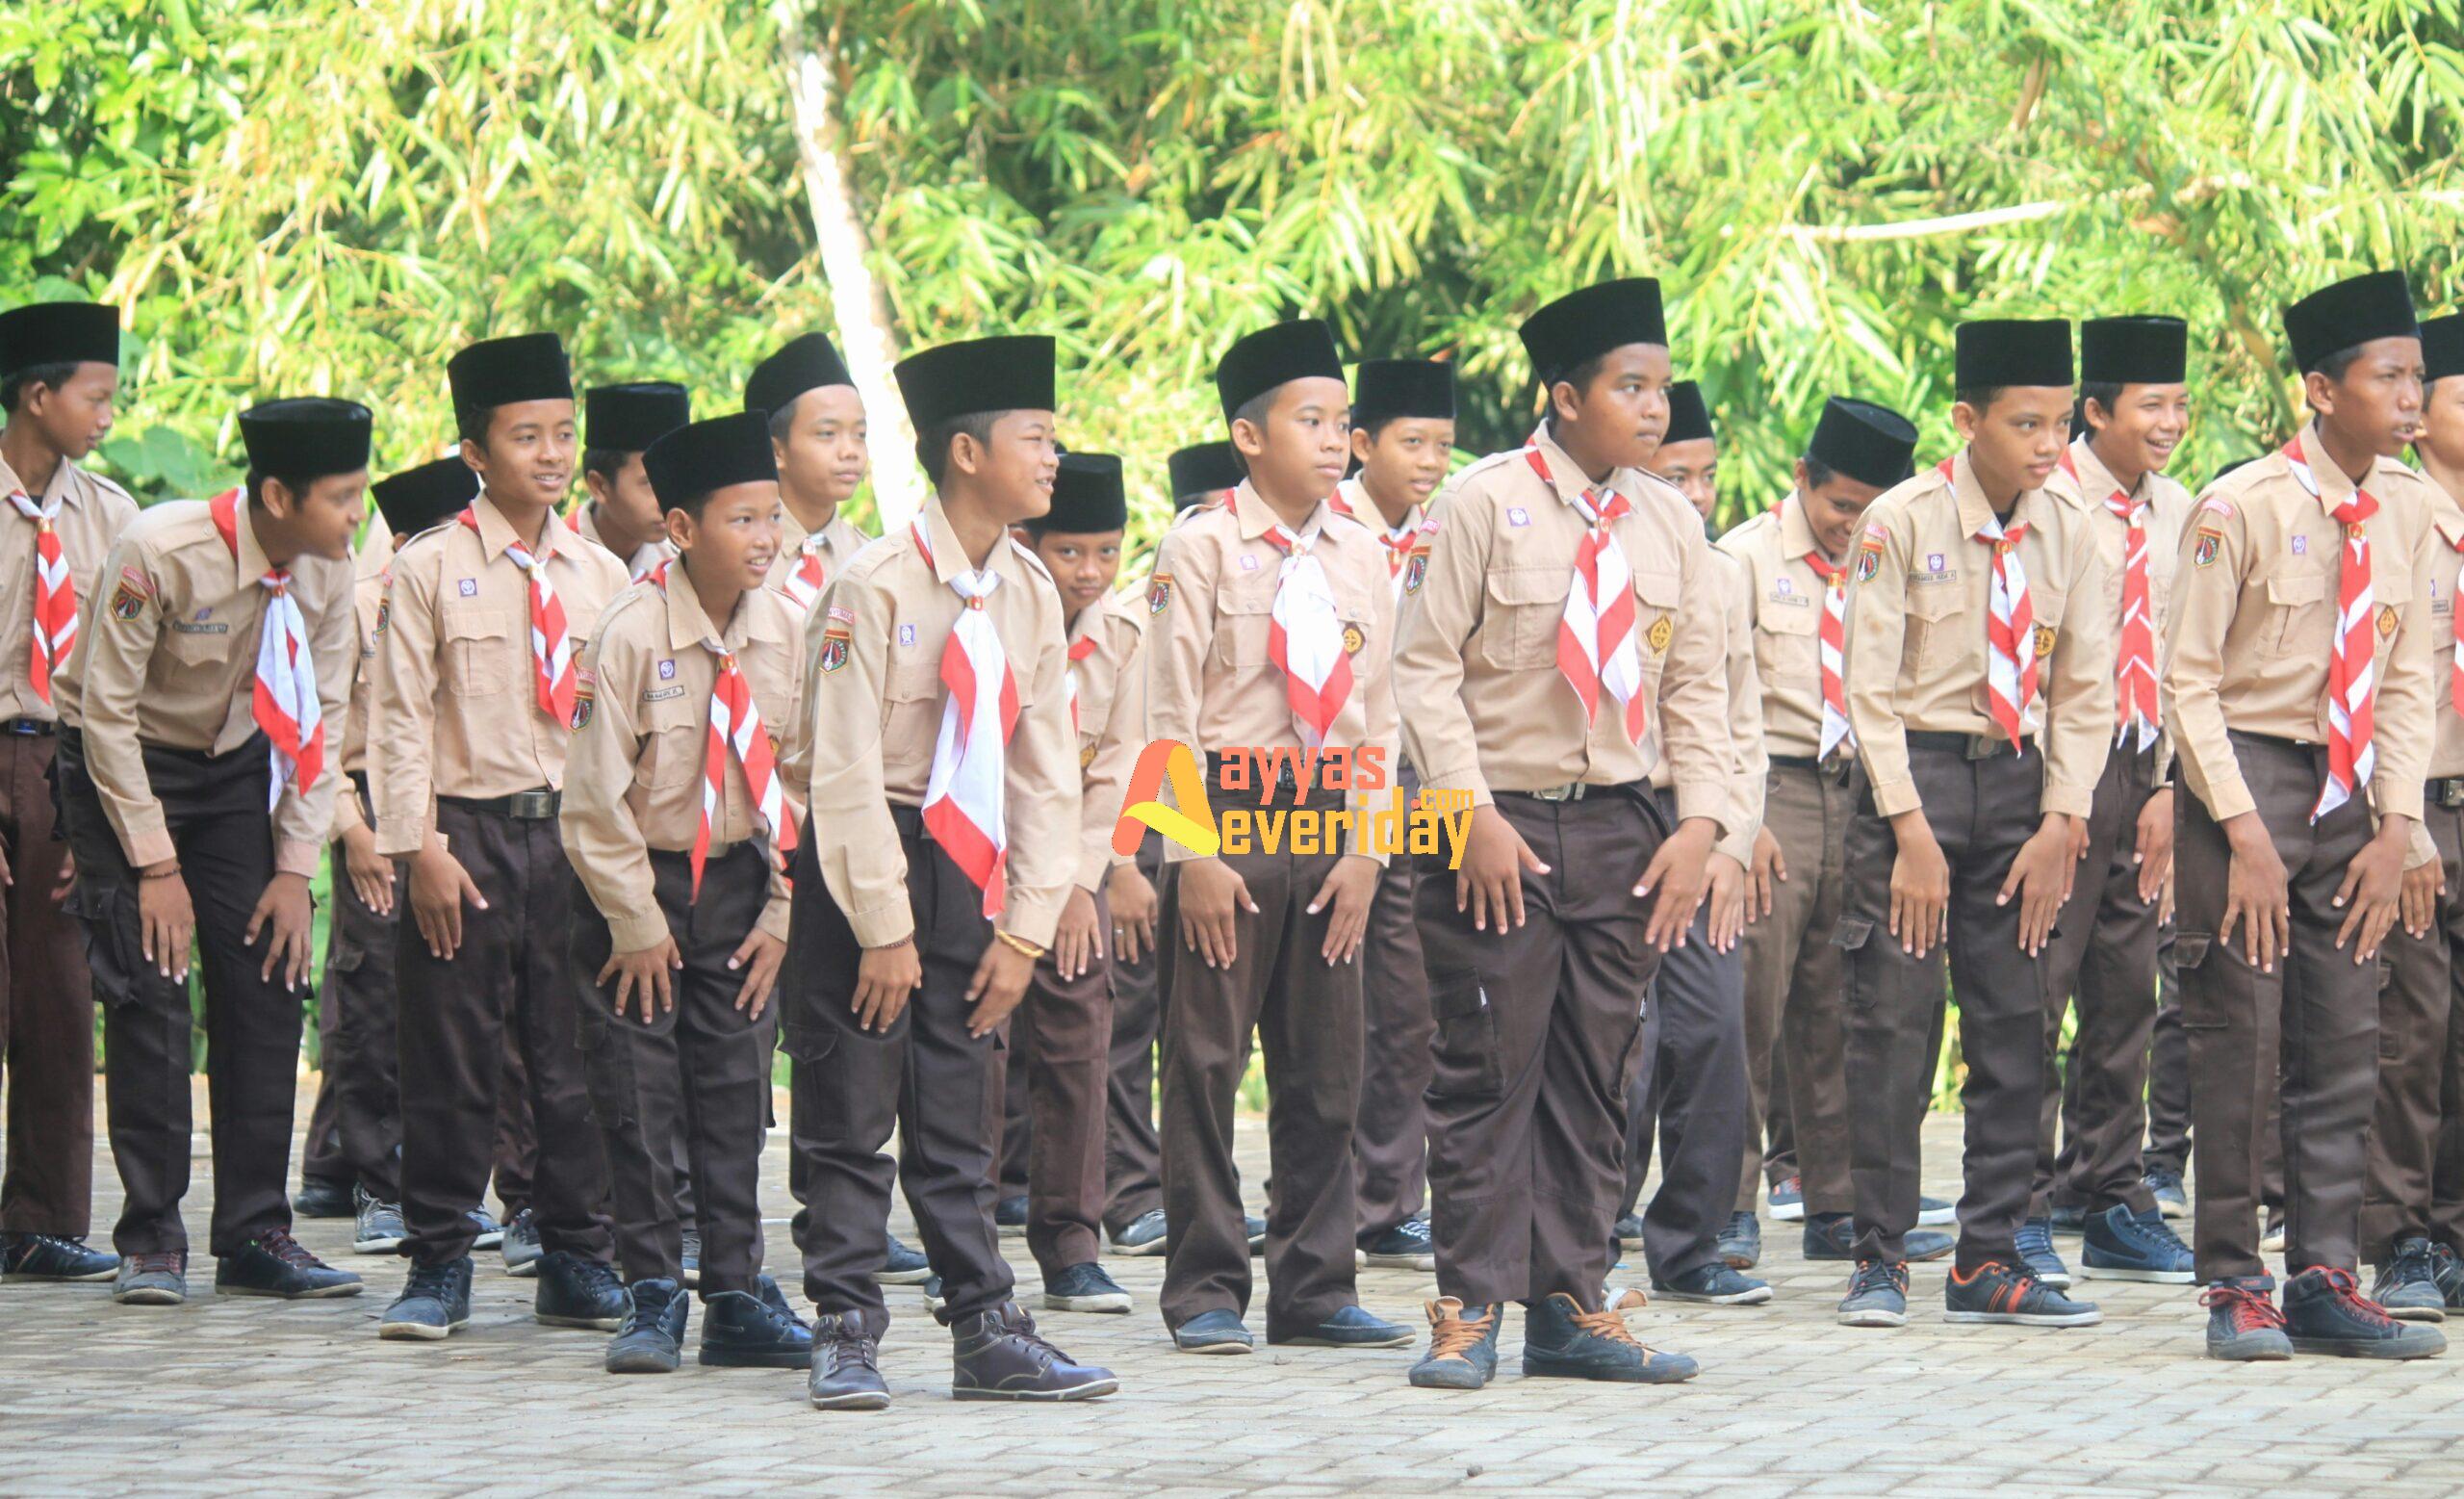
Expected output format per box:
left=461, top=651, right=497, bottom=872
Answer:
left=7, top=1082, right=2464, bottom=1496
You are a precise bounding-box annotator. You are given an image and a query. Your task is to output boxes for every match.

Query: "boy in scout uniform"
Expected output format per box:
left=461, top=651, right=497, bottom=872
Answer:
left=1394, top=277, right=1729, bottom=1389
left=372, top=332, right=631, bottom=1340
left=1834, top=318, right=2113, bottom=1331
left=561, top=411, right=813, bottom=1375
left=0, top=300, right=132, bottom=1286
left=2023, top=316, right=2198, bottom=1288
left=749, top=332, right=875, bottom=608
left=1147, top=320, right=1404, bottom=1356
left=1716, top=399, right=1949, bottom=1271
left=786, top=334, right=1116, bottom=1409
left=576, top=382, right=691, bottom=580
left=2168, top=271, right=2446, bottom=1359
left=1336, top=357, right=1454, bottom=1272
left=53, top=398, right=369, bottom=1305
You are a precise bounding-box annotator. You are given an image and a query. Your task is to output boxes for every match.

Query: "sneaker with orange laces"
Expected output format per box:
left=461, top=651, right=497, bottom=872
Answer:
left=1407, top=1298, right=1502, bottom=1389
left=2200, top=1277, right=2292, bottom=1361
left=1943, top=1259, right=2100, bottom=1327
left=1522, top=1290, right=1698, bottom=1383
left=2282, top=1267, right=2447, bottom=1359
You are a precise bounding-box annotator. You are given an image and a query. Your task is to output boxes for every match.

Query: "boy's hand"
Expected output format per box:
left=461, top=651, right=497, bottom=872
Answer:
left=1053, top=888, right=1104, bottom=980
left=1746, top=826, right=1787, bottom=922
left=2335, top=820, right=2412, bottom=964
left=1705, top=850, right=1747, bottom=953
left=966, top=939, right=1038, bottom=1036
left=728, top=929, right=788, bottom=1019
left=1308, top=854, right=1381, bottom=966
left=1107, top=862, right=1158, bottom=966
left=1176, top=857, right=1257, bottom=969
left=1635, top=817, right=1716, bottom=953
left=1887, top=812, right=1949, bottom=957
left=245, top=871, right=317, bottom=991
left=852, top=939, right=922, bottom=1033
left=601, top=937, right=682, bottom=1023
left=2000, top=814, right=2075, bottom=957
left=408, top=840, right=488, bottom=959
left=2220, top=813, right=2291, bottom=973
left=138, top=863, right=194, bottom=980
left=1457, top=804, right=1548, bottom=934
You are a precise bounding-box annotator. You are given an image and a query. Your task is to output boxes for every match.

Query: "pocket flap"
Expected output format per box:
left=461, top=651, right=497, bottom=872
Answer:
left=1215, top=571, right=1277, bottom=615
left=1758, top=605, right=1818, bottom=636
left=2265, top=571, right=2326, bottom=607
left=2172, top=932, right=2213, bottom=970
left=778, top=1023, right=840, bottom=1064
left=1486, top=565, right=1571, bottom=608
left=1830, top=917, right=1876, bottom=951
left=442, top=605, right=512, bottom=640
left=1632, top=567, right=1681, bottom=609
left=885, top=660, right=940, bottom=704
left=1908, top=588, right=1961, bottom=621
left=1427, top=968, right=1488, bottom=1021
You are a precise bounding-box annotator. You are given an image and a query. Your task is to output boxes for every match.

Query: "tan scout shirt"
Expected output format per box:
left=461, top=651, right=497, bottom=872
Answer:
left=2425, top=474, right=2464, bottom=784
left=2163, top=420, right=2440, bottom=826
left=2054, top=435, right=2194, bottom=778
left=799, top=499, right=1078, bottom=950
left=370, top=493, right=630, bottom=856
left=1144, top=481, right=1401, bottom=863
left=56, top=497, right=354, bottom=876
left=0, top=452, right=140, bottom=723
left=1841, top=449, right=2115, bottom=821
left=560, top=574, right=806, bottom=952
left=573, top=501, right=675, bottom=582
left=330, top=514, right=398, bottom=841
left=1069, top=586, right=1147, bottom=892
left=1649, top=547, right=1764, bottom=866
left=1717, top=496, right=1836, bottom=762
left=1392, top=426, right=1734, bottom=827
left=766, top=505, right=873, bottom=600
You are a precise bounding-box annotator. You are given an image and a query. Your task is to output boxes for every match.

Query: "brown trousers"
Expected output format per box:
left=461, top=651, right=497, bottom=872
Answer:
left=994, top=889, right=1116, bottom=1276
left=1354, top=763, right=1432, bottom=1241
left=574, top=845, right=772, bottom=1294
left=1840, top=740, right=2052, bottom=1271
left=1734, top=760, right=1854, bottom=1218
left=2363, top=798, right=2464, bottom=1262
left=1, top=730, right=92, bottom=1237
left=2032, top=744, right=2163, bottom=1218
left=2144, top=931, right=2192, bottom=1178
left=783, top=806, right=1012, bottom=1335
left=1158, top=779, right=1363, bottom=1337
left=1103, top=833, right=1166, bottom=1231
left=2177, top=733, right=2378, bottom=1282
left=397, top=799, right=613, bottom=1267
left=1419, top=788, right=1662, bottom=1311
left=299, top=782, right=403, bottom=1202
left=55, top=731, right=301, bottom=1256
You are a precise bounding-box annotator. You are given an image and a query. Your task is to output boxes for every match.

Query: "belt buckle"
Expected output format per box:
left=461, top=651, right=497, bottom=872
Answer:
left=508, top=790, right=557, bottom=819
left=2442, top=781, right=2464, bottom=810
left=1965, top=735, right=2003, bottom=762
left=1529, top=783, right=1581, bottom=803
left=4, top=719, right=38, bottom=737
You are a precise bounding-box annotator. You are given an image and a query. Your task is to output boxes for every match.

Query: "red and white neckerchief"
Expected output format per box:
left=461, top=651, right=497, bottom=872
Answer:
left=1527, top=446, right=1650, bottom=746
left=1259, top=518, right=1354, bottom=749
left=1949, top=457, right=2038, bottom=750
left=460, top=507, right=578, bottom=728
left=2283, top=435, right=2378, bottom=820
left=1331, top=482, right=1425, bottom=600
left=212, top=489, right=323, bottom=810
left=2449, top=530, right=2464, bottom=720
left=2061, top=451, right=2160, bottom=750
left=1065, top=629, right=1099, bottom=736
left=911, top=520, right=1021, bottom=917
left=647, top=564, right=799, bottom=895
left=1793, top=506, right=1854, bottom=760
left=8, top=486, right=74, bottom=705
left=780, top=531, right=833, bottom=613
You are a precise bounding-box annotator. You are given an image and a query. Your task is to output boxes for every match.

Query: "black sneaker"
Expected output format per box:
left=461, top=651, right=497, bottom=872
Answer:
left=1, top=1231, right=118, bottom=1282
left=1837, top=1259, right=1908, bottom=1328
left=292, top=1176, right=353, bottom=1219
left=2431, top=1243, right=2464, bottom=1310
left=809, top=1311, right=890, bottom=1410
left=1522, top=1291, right=1697, bottom=1383
left=379, top=1257, right=474, bottom=1340
left=1041, top=1260, right=1132, bottom=1314
left=1716, top=1211, right=1761, bottom=1270
left=606, top=1278, right=688, bottom=1374
left=951, top=1303, right=1118, bottom=1401
left=2261, top=1213, right=2288, bottom=1253
left=1271, top=1304, right=1414, bottom=1348
left=1612, top=1212, right=1646, bottom=1250
left=995, top=1195, right=1030, bottom=1236
left=1109, top=1207, right=1168, bottom=1257
left=2145, top=1166, right=2190, bottom=1220
left=1407, top=1298, right=1502, bottom=1389
left=217, top=1228, right=364, bottom=1299
left=1804, top=1213, right=1953, bottom=1263
left=1245, top=1212, right=1268, bottom=1255
left=534, top=1251, right=630, bottom=1330
left=1653, top=1260, right=1772, bottom=1306
left=2283, top=1267, right=2448, bottom=1358
left=679, top=1228, right=702, bottom=1289
left=500, top=1207, right=542, bottom=1278
left=352, top=1187, right=407, bottom=1255
left=1360, top=1214, right=1436, bottom=1271
left=2048, top=1202, right=2088, bottom=1235
left=2201, top=1277, right=2292, bottom=1360
left=700, top=1284, right=815, bottom=1368
left=2015, top=1217, right=2071, bottom=1288
left=2371, top=1238, right=2449, bottom=1322
left=1170, top=1307, right=1254, bottom=1354
left=113, top=1249, right=188, bottom=1305
left=875, top=1233, right=934, bottom=1285
left=1943, top=1260, right=2101, bottom=1327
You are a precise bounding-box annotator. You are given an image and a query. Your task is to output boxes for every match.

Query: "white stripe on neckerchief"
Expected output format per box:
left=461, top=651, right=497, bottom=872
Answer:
left=212, top=488, right=324, bottom=809
left=911, top=520, right=1020, bottom=917
left=1259, top=519, right=1353, bottom=749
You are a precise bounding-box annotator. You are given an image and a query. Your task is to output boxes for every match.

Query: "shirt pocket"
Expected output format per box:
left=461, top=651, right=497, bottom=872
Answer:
left=1631, top=567, right=1681, bottom=688
left=1212, top=570, right=1277, bottom=668
left=163, top=626, right=234, bottom=668
left=880, top=659, right=942, bottom=780
left=1754, top=600, right=1819, bottom=684
left=440, top=605, right=512, bottom=697
left=1907, top=585, right=1964, bottom=673
left=1480, top=565, right=1571, bottom=670
left=2256, top=565, right=2330, bottom=660
left=639, top=695, right=705, bottom=790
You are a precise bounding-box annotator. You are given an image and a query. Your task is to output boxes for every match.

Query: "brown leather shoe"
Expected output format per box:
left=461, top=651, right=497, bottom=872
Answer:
left=951, top=1303, right=1119, bottom=1402
left=808, top=1312, right=891, bottom=1410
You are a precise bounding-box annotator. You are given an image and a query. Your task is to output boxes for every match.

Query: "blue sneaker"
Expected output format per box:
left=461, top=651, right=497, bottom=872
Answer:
left=1767, top=1176, right=1805, bottom=1223
left=1172, top=1307, right=1254, bottom=1355
left=1915, top=1195, right=1955, bottom=1228
left=2145, top=1166, right=2190, bottom=1220
left=2370, top=1238, right=2449, bottom=1322
left=1716, top=1211, right=1761, bottom=1270
left=1837, top=1259, right=1908, bottom=1328
left=1652, top=1260, right=1772, bottom=1306
left=2048, top=1202, right=2087, bottom=1236
left=2080, top=1203, right=2194, bottom=1284
left=2015, top=1216, right=2070, bottom=1289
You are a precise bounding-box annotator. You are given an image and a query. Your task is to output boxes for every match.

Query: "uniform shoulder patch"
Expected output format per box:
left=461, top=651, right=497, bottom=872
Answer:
left=817, top=616, right=853, bottom=674
left=1147, top=571, right=1174, bottom=615
left=2034, top=623, right=2059, bottom=658
left=109, top=565, right=153, bottom=621
left=570, top=667, right=596, bottom=730
left=1854, top=530, right=1886, bottom=582
left=2196, top=496, right=2236, bottom=520
left=2379, top=604, right=2400, bottom=640
left=2193, top=526, right=2223, bottom=568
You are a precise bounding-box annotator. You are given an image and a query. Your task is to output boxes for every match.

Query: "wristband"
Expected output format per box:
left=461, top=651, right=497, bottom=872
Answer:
left=141, top=866, right=183, bottom=882
left=995, top=930, right=1048, bottom=961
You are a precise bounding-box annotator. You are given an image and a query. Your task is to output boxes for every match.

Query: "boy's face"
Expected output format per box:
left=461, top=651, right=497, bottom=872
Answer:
left=1953, top=386, right=2073, bottom=491
left=2086, top=381, right=2190, bottom=477
left=464, top=399, right=577, bottom=511
left=1349, top=417, right=1454, bottom=510
left=1551, top=343, right=1672, bottom=473
left=2419, top=376, right=2464, bottom=470
left=1028, top=528, right=1126, bottom=616
left=773, top=386, right=869, bottom=508
left=584, top=452, right=661, bottom=541
left=1654, top=437, right=1718, bottom=521
left=1793, top=461, right=1888, bottom=559
left=961, top=408, right=1060, bottom=525
left=674, top=480, right=784, bottom=595
left=2309, top=336, right=2427, bottom=458
left=1234, top=376, right=1351, bottom=503
left=15, top=361, right=118, bottom=461
left=269, top=470, right=372, bottom=562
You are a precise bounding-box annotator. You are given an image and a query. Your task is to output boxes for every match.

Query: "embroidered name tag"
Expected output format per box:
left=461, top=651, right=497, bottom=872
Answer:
left=169, top=620, right=230, bottom=634
left=642, top=685, right=686, bottom=703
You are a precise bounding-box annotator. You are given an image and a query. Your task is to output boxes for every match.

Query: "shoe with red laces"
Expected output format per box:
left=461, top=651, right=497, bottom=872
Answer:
left=2201, top=1277, right=2292, bottom=1361
left=2282, top=1267, right=2447, bottom=1359
left=114, top=1250, right=188, bottom=1306
left=216, top=1227, right=363, bottom=1300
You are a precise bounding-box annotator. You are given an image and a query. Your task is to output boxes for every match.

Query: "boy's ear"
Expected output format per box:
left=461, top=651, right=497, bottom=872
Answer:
left=1230, top=416, right=1267, bottom=462
left=581, top=468, right=613, bottom=505
left=1547, top=377, right=1581, bottom=426
left=661, top=505, right=694, bottom=550
left=1950, top=401, right=1981, bottom=443
left=2301, top=369, right=2338, bottom=419
left=1348, top=425, right=1374, bottom=464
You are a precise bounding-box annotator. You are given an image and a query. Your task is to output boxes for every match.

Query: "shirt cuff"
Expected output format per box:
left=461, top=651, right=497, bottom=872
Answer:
left=1075, top=846, right=1114, bottom=894
left=1000, top=896, right=1065, bottom=952
left=2040, top=782, right=2096, bottom=821
left=2409, top=819, right=2439, bottom=871
left=272, top=840, right=321, bottom=880
left=2197, top=773, right=2258, bottom=825
left=1868, top=775, right=1922, bottom=818
left=757, top=896, right=794, bottom=944
left=1714, top=826, right=1757, bottom=867
left=2375, top=777, right=2426, bottom=826
left=122, top=824, right=176, bottom=871
left=1419, top=762, right=1493, bottom=809
left=610, top=910, right=674, bottom=955
left=848, top=898, right=917, bottom=950
left=1672, top=781, right=1732, bottom=841
left=375, top=814, right=430, bottom=859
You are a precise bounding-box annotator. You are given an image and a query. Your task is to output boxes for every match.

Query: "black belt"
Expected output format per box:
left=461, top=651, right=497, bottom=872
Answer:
left=2429, top=777, right=2464, bottom=810
left=1204, top=751, right=1341, bottom=796
left=1501, top=779, right=1642, bottom=805
left=1768, top=753, right=1825, bottom=771
left=2, top=716, right=56, bottom=737
left=440, top=788, right=561, bottom=820
left=888, top=801, right=925, bottom=838
left=1904, top=730, right=2029, bottom=761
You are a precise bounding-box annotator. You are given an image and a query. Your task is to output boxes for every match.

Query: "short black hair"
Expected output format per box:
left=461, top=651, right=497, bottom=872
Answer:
left=1225, top=389, right=1278, bottom=477
left=580, top=448, right=635, bottom=486
left=1800, top=455, right=1837, bottom=491
left=916, top=409, right=1004, bottom=488
left=453, top=401, right=494, bottom=448
left=0, top=361, right=81, bottom=414
left=1548, top=352, right=1610, bottom=402
left=1953, top=385, right=2005, bottom=413
left=765, top=402, right=798, bottom=445
left=245, top=469, right=319, bottom=510
left=2311, top=344, right=2370, bottom=384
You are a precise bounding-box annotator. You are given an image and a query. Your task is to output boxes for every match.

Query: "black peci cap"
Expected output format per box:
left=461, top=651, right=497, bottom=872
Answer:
left=1216, top=321, right=1346, bottom=421
left=371, top=456, right=479, bottom=536
left=643, top=411, right=779, bottom=513
left=1661, top=380, right=1713, bottom=446
left=2080, top=316, right=2189, bottom=385
left=0, top=301, right=118, bottom=380
left=1807, top=397, right=1920, bottom=489
left=1351, top=358, right=1456, bottom=425
left=584, top=382, right=691, bottom=454
left=1168, top=441, right=1244, bottom=506
left=745, top=332, right=856, bottom=419
left=1954, top=319, right=2072, bottom=390
left=239, top=398, right=374, bottom=479
left=448, top=333, right=574, bottom=411
left=895, top=335, right=1056, bottom=428
left=2282, top=271, right=2418, bottom=375
left=1039, top=452, right=1127, bottom=532
left=2418, top=313, right=2464, bottom=386
left=1519, top=278, right=1667, bottom=386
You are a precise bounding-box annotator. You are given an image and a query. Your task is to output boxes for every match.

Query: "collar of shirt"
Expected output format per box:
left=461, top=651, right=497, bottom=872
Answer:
left=1945, top=447, right=2059, bottom=540
left=2066, top=434, right=2149, bottom=508
left=2432, top=480, right=2464, bottom=553
left=660, top=568, right=784, bottom=654
left=226, top=492, right=277, bottom=587
left=1777, top=487, right=1830, bottom=562
left=2295, top=415, right=2412, bottom=521
left=782, top=505, right=859, bottom=556
left=1334, top=477, right=1423, bottom=541
left=1520, top=423, right=1650, bottom=513
left=915, top=496, right=1036, bottom=589
left=0, top=452, right=86, bottom=510
left=1231, top=479, right=1338, bottom=543
left=471, top=489, right=575, bottom=564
